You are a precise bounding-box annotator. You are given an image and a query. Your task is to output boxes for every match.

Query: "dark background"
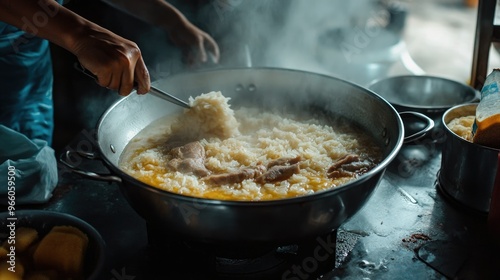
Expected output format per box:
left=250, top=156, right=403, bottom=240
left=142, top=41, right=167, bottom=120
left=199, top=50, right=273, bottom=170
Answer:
left=50, top=0, right=290, bottom=152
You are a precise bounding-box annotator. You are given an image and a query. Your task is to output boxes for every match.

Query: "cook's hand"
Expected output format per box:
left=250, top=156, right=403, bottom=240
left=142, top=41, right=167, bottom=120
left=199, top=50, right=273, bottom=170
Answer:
left=169, top=18, right=220, bottom=66
left=71, top=27, right=151, bottom=96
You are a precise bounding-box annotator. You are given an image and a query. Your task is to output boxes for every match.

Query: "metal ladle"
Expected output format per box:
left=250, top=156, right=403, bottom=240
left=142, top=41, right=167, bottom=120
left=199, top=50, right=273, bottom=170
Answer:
left=145, top=86, right=190, bottom=109
left=75, top=63, right=190, bottom=109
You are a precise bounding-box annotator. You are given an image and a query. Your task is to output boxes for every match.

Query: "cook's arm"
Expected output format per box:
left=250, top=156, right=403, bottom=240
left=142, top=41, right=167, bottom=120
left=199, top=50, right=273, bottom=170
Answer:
left=103, top=0, right=220, bottom=64
left=0, top=0, right=150, bottom=95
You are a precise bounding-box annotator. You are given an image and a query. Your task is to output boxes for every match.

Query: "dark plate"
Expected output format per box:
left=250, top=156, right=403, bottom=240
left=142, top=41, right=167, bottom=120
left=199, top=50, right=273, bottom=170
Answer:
left=0, top=210, right=105, bottom=280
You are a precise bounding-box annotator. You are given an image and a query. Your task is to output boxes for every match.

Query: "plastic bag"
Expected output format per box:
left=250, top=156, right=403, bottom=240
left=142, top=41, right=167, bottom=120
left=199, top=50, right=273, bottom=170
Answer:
left=0, top=125, right=58, bottom=205
left=472, top=69, right=500, bottom=149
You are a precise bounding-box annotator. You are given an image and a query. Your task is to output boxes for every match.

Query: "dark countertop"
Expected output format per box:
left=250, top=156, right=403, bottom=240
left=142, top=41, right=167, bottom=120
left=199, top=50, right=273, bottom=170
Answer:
left=27, top=134, right=500, bottom=280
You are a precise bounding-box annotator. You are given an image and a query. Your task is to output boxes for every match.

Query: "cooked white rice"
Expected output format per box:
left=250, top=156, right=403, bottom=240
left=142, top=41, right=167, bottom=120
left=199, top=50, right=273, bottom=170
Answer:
left=170, top=91, right=240, bottom=140
left=119, top=91, right=382, bottom=201
left=447, top=115, right=475, bottom=141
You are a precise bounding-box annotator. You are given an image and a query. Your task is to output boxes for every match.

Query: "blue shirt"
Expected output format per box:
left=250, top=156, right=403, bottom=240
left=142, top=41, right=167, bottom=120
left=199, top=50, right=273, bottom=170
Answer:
left=0, top=0, right=63, bottom=145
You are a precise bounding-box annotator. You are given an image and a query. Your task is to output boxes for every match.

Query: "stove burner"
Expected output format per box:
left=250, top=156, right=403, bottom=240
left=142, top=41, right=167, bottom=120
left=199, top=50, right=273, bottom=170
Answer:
left=214, top=245, right=296, bottom=277
left=145, top=223, right=339, bottom=279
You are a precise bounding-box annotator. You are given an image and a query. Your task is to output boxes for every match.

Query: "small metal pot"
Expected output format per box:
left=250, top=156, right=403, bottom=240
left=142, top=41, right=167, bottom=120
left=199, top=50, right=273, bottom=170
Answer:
left=368, top=75, right=479, bottom=142
left=439, top=103, right=500, bottom=213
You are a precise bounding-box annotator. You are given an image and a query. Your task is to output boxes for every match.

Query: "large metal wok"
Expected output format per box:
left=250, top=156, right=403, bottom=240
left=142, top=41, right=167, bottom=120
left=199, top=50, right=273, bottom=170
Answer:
left=63, top=68, right=418, bottom=246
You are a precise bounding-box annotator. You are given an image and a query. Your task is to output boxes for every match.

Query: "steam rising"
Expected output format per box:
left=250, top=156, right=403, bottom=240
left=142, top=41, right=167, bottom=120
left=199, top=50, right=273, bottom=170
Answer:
left=194, top=0, right=392, bottom=84
left=72, top=0, right=402, bottom=131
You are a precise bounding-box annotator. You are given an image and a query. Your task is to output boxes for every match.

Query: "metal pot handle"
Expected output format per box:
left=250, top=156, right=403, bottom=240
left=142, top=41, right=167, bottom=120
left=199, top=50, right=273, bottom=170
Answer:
left=400, top=111, right=435, bottom=143
left=59, top=150, right=122, bottom=183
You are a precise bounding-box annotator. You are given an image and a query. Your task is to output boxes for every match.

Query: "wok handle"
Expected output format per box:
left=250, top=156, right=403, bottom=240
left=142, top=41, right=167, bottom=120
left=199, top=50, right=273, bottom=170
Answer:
left=59, top=150, right=122, bottom=183
left=400, top=111, right=435, bottom=143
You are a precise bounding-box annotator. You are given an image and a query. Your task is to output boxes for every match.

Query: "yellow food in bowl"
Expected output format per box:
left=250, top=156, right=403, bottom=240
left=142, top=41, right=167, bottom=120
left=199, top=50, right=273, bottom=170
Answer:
left=34, top=226, right=89, bottom=277
left=0, top=225, right=88, bottom=280
left=14, top=227, right=38, bottom=253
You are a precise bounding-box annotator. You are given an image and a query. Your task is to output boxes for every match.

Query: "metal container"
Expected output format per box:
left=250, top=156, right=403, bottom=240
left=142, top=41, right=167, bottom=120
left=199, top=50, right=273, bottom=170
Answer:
left=368, top=75, right=479, bottom=142
left=439, top=103, right=499, bottom=213
left=61, top=68, right=432, bottom=247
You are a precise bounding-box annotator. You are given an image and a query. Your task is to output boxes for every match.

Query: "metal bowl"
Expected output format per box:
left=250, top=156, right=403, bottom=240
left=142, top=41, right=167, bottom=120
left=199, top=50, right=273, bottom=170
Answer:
left=0, top=210, right=106, bottom=280
left=368, top=75, right=478, bottom=111
left=368, top=75, right=479, bottom=142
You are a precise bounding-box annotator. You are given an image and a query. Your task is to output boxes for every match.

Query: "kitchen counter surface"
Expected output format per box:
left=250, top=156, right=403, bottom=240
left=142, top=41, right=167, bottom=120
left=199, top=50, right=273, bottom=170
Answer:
left=23, top=132, right=500, bottom=280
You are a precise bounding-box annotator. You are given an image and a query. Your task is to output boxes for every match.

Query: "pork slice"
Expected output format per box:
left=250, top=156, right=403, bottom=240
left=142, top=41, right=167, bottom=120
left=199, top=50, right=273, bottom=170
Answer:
left=168, top=158, right=211, bottom=177
left=169, top=141, right=205, bottom=159
left=327, top=154, right=375, bottom=179
left=205, top=165, right=266, bottom=185
left=256, top=163, right=300, bottom=184
left=167, top=141, right=210, bottom=177
left=326, top=169, right=355, bottom=180
left=341, top=160, right=374, bottom=173
left=266, top=156, right=302, bottom=168
left=327, top=154, right=359, bottom=174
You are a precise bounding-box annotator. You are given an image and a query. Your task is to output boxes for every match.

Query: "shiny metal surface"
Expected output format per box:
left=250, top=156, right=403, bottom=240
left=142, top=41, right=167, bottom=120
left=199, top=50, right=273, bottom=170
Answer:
left=368, top=75, right=478, bottom=139
left=148, top=86, right=191, bottom=109
left=399, top=111, right=434, bottom=143
left=368, top=75, right=478, bottom=111
left=439, top=103, right=499, bottom=213
left=94, top=68, right=405, bottom=244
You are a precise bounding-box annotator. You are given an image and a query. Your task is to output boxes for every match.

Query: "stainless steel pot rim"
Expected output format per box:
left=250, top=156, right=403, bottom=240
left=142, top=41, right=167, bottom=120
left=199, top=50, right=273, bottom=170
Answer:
left=442, top=103, right=500, bottom=152
left=96, top=67, right=405, bottom=206
left=368, top=75, right=479, bottom=110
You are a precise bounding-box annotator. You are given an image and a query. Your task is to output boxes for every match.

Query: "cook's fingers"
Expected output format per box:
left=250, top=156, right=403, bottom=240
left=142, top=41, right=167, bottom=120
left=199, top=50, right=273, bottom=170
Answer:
left=206, top=35, right=220, bottom=63
left=109, top=70, right=125, bottom=96
left=95, top=71, right=112, bottom=89
left=198, top=36, right=207, bottom=63
left=119, top=62, right=135, bottom=96
left=134, top=55, right=150, bottom=95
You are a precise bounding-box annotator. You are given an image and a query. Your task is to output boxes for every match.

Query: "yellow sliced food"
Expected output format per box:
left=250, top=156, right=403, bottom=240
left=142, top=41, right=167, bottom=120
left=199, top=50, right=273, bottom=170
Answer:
left=0, top=261, right=24, bottom=280
left=33, top=226, right=88, bottom=277
left=15, top=227, right=39, bottom=253
left=0, top=246, right=8, bottom=259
